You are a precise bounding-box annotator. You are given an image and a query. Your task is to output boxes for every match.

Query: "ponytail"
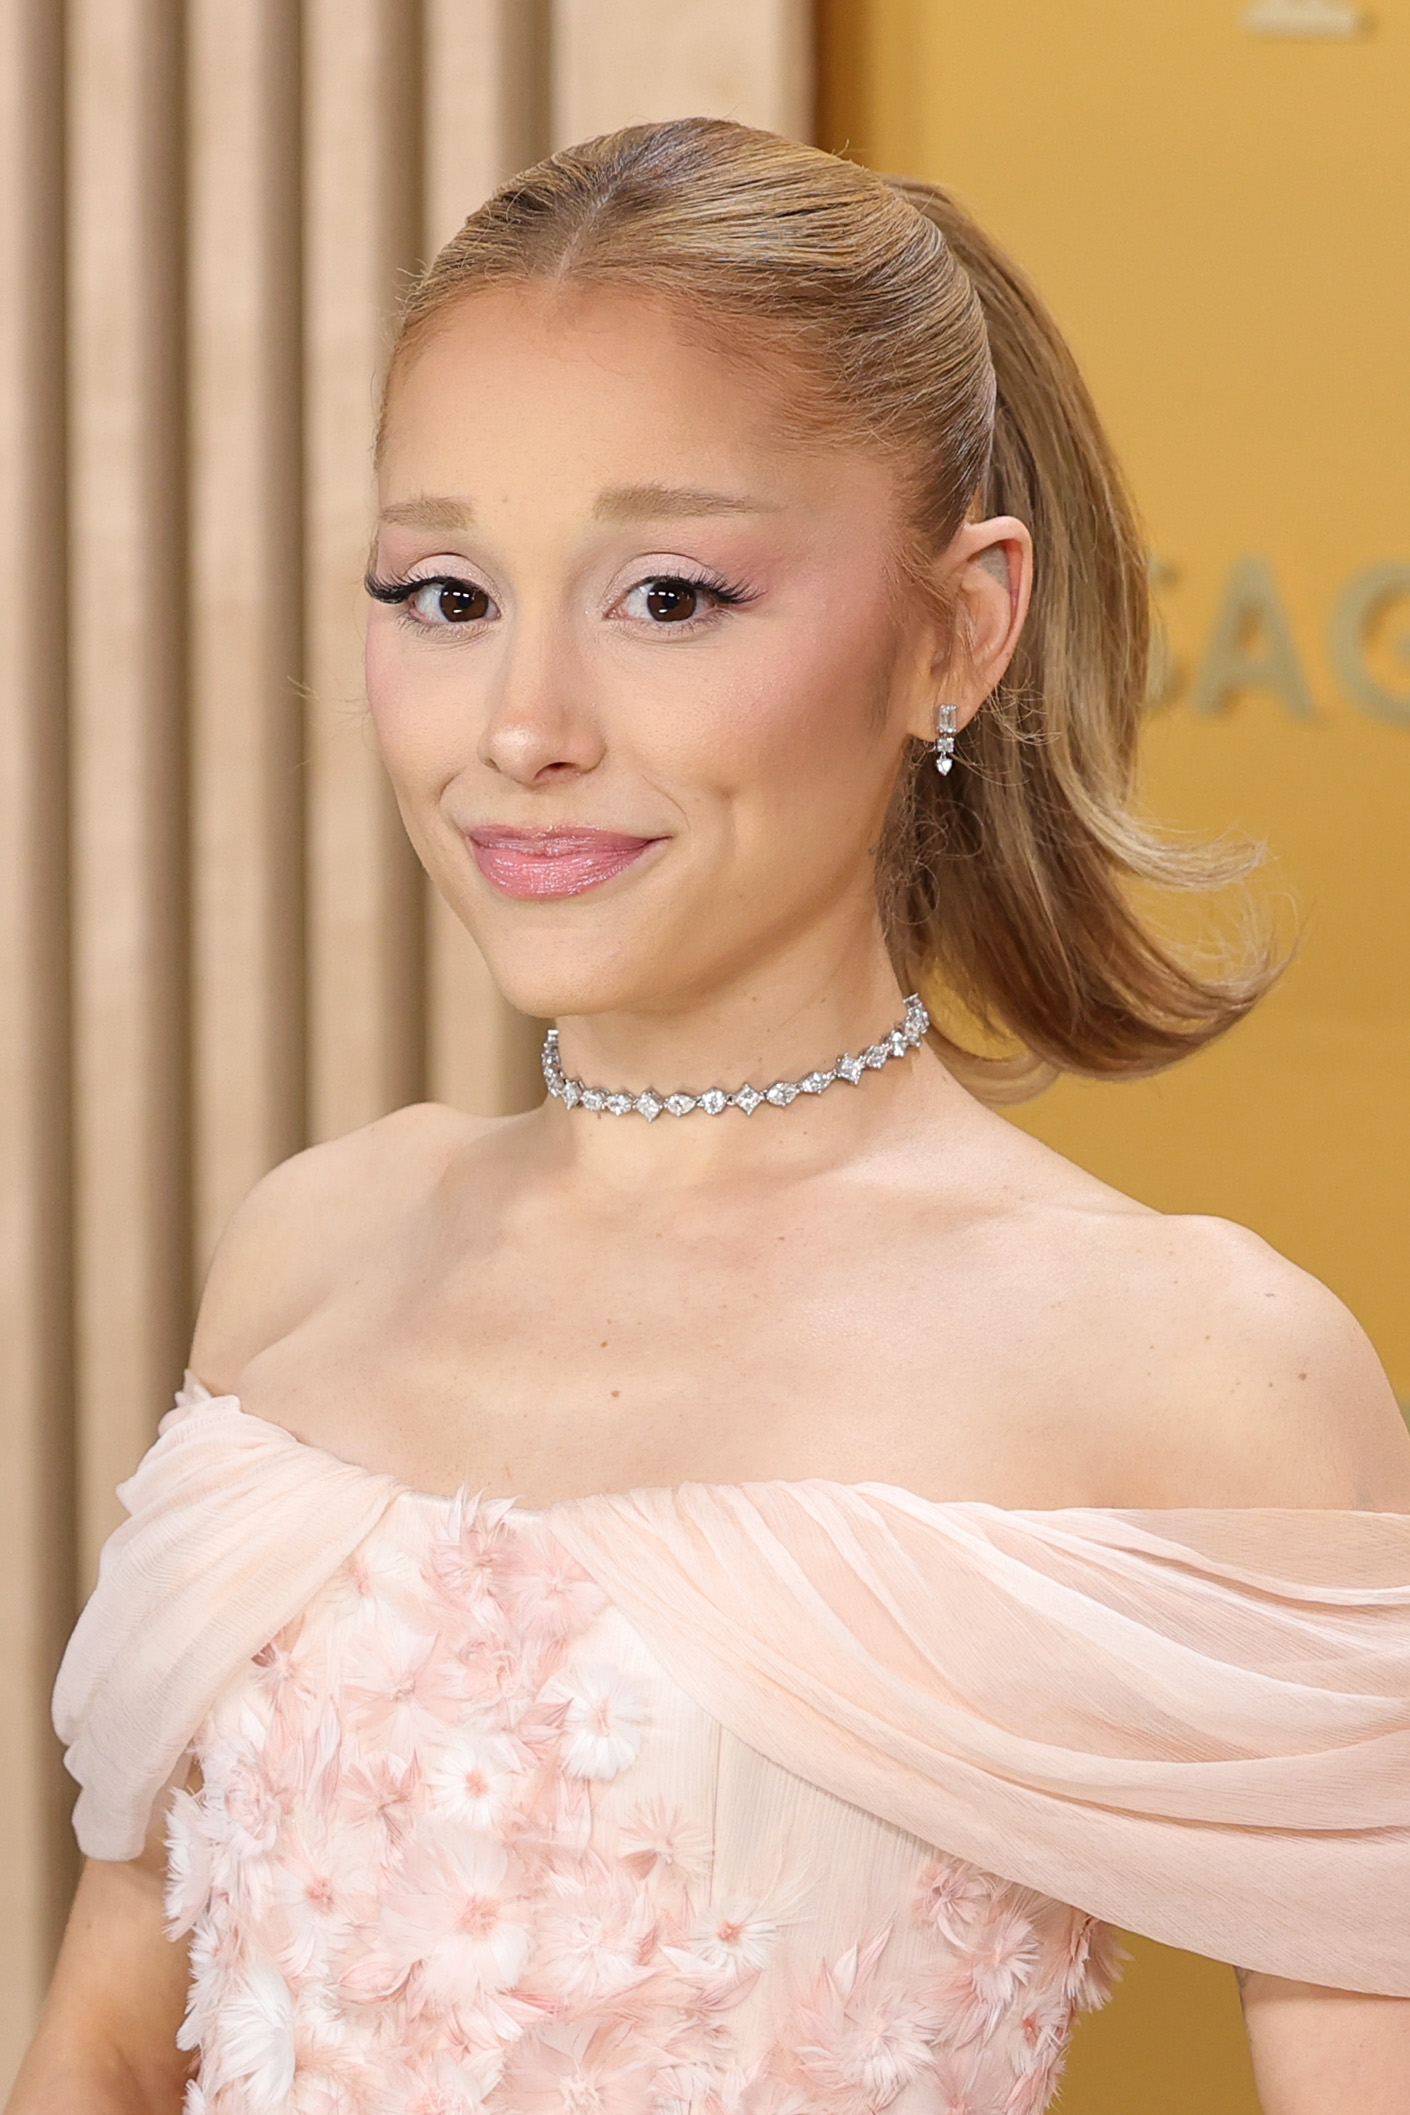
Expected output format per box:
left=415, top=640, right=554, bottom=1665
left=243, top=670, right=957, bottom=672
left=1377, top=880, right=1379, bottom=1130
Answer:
left=879, top=178, right=1276, bottom=1092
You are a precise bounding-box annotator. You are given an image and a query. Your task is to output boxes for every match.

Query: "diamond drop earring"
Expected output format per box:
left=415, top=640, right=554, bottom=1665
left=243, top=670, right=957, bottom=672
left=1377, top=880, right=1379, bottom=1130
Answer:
left=933, top=701, right=959, bottom=775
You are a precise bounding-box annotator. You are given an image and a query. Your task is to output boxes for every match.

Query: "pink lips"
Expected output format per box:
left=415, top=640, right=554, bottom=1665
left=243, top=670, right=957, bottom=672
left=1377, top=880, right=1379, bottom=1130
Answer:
left=467, top=826, right=662, bottom=899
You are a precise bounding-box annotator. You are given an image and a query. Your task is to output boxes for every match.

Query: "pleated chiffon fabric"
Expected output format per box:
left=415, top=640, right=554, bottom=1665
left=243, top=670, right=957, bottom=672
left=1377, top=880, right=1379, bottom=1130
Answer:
left=55, top=1383, right=1410, bottom=1997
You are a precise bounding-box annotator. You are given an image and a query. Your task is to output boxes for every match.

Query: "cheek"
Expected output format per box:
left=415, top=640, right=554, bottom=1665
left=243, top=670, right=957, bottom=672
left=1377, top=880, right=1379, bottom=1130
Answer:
left=670, top=595, right=899, bottom=797
left=364, top=626, right=470, bottom=790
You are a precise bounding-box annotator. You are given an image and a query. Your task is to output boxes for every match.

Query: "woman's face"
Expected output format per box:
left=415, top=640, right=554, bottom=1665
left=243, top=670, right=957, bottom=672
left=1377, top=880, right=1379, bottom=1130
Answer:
left=368, top=282, right=947, bottom=1022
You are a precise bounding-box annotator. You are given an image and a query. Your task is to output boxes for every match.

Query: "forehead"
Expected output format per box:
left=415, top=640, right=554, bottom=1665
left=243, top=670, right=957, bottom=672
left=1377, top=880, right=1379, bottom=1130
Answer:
left=378, top=282, right=891, bottom=520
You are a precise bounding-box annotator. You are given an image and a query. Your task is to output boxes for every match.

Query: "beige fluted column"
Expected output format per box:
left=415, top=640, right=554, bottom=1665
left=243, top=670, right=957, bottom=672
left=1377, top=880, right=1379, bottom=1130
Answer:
left=68, top=0, right=189, bottom=1572
left=423, top=0, right=550, bottom=1117
left=0, top=0, right=76, bottom=2072
left=551, top=0, right=814, bottom=144
left=189, top=0, right=305, bottom=1274
left=304, top=0, right=426, bottom=1143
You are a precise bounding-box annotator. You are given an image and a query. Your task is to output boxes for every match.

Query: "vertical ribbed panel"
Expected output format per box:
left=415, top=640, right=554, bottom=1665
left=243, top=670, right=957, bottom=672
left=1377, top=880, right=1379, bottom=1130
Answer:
left=304, top=0, right=426, bottom=1142
left=68, top=0, right=189, bottom=1574
left=188, top=0, right=304, bottom=1274
left=0, top=0, right=76, bottom=2071
left=423, top=0, right=549, bottom=1116
left=551, top=0, right=814, bottom=145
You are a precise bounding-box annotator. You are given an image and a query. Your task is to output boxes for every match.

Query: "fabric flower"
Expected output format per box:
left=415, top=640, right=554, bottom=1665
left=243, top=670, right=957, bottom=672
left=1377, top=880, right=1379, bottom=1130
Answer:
left=914, top=1858, right=998, bottom=1945
left=252, top=1619, right=322, bottom=1727
left=617, top=1799, right=709, bottom=1892
left=668, top=1897, right=786, bottom=1981
left=339, top=1622, right=469, bottom=1757
left=264, top=1819, right=376, bottom=1983
left=546, top=1662, right=647, bottom=1780
left=1005, top=2048, right=1066, bottom=2115
left=425, top=1726, right=523, bottom=1831
left=320, top=1529, right=425, bottom=1632
left=1013, top=1984, right=1072, bottom=2069
left=287, top=1989, right=380, bottom=2115
left=933, top=1909, right=1041, bottom=2046
left=339, top=1751, right=423, bottom=1851
left=491, top=1523, right=609, bottom=1644
left=165, top=1785, right=215, bottom=1937
left=177, top=1903, right=246, bottom=2061
left=792, top=1931, right=944, bottom=2114
left=197, top=1958, right=296, bottom=2111
left=218, top=1745, right=283, bottom=1861
left=497, top=2019, right=663, bottom=2115
left=1057, top=1915, right=1126, bottom=2012
left=370, top=1824, right=532, bottom=2009
left=525, top=1855, right=657, bottom=2006
left=703, top=2065, right=812, bottom=2115
left=928, top=2046, right=987, bottom=2115
left=426, top=1492, right=521, bottom=1606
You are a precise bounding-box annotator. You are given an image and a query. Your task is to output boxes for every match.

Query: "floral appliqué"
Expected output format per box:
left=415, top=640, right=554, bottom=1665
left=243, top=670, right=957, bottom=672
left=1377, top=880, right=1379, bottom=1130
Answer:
left=168, top=1499, right=1117, bottom=2114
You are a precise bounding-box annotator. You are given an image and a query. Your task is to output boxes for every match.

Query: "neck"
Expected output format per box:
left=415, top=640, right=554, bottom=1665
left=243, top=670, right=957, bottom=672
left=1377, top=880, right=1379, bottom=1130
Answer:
left=534, top=933, right=964, bottom=1184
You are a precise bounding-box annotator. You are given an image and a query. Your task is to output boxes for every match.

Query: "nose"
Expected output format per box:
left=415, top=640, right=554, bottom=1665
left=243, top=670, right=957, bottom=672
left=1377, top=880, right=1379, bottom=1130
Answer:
left=477, top=617, right=605, bottom=787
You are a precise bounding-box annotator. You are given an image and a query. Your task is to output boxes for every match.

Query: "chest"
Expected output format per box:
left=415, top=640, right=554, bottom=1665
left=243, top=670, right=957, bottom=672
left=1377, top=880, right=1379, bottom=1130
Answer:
left=245, top=1182, right=1103, bottom=1509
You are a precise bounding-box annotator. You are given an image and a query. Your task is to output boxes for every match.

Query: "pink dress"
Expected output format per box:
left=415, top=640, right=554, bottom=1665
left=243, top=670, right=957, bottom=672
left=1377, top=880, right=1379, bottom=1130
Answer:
left=54, top=1382, right=1410, bottom=2115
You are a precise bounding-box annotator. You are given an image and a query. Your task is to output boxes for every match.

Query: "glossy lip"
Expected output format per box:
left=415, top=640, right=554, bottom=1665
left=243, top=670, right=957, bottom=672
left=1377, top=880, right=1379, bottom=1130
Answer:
left=465, top=825, right=666, bottom=900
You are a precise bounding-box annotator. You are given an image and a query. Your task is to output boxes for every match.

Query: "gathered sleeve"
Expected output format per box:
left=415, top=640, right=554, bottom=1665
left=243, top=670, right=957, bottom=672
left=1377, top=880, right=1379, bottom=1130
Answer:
left=53, top=1397, right=1410, bottom=1992
left=550, top=1480, right=1410, bottom=1995
left=52, top=1380, right=400, bottom=1862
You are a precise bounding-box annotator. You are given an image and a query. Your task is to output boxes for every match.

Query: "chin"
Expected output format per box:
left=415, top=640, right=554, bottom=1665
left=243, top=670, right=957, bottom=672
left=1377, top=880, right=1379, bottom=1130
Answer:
left=463, top=918, right=688, bottom=1024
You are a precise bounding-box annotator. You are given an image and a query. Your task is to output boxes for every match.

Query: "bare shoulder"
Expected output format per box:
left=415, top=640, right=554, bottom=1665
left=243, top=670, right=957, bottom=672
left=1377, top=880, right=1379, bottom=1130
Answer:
left=1088, top=1209, right=1410, bottom=1509
left=189, top=1102, right=494, bottom=1393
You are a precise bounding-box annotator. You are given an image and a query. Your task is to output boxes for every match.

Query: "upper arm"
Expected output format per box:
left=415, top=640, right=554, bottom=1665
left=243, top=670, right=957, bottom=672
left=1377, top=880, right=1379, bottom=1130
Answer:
left=1124, top=1225, right=1410, bottom=2102
left=1116, top=1217, right=1410, bottom=1509
left=7, top=1789, right=193, bottom=2108
left=1240, top=1973, right=1410, bottom=2115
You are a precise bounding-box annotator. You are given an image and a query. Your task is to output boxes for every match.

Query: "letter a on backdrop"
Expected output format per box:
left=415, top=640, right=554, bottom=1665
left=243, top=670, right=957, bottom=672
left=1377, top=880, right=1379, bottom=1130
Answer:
left=1193, top=555, right=1317, bottom=718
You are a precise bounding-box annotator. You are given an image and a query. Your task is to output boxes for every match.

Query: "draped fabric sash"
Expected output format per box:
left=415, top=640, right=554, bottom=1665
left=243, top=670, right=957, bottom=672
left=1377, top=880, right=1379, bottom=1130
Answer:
left=54, top=1386, right=1410, bottom=1993
left=551, top=1481, right=1410, bottom=1993
left=53, top=1385, right=401, bottom=1863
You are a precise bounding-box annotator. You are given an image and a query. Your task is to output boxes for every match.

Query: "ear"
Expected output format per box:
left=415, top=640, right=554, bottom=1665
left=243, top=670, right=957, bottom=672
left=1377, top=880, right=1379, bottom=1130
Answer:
left=902, top=516, right=1034, bottom=743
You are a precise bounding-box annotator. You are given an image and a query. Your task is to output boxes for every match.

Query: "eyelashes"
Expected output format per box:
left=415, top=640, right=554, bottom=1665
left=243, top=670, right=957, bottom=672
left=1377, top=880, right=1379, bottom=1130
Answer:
left=364, top=571, right=470, bottom=606
left=364, top=566, right=758, bottom=629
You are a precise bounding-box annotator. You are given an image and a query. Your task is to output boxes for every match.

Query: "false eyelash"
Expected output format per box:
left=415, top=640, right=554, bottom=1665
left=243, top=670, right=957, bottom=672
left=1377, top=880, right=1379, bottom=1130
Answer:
left=684, top=574, right=755, bottom=607
left=364, top=571, right=468, bottom=603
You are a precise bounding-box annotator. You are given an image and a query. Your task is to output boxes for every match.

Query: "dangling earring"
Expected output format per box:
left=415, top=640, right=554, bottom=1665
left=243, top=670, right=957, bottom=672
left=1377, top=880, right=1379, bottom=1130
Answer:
left=933, top=701, right=959, bottom=775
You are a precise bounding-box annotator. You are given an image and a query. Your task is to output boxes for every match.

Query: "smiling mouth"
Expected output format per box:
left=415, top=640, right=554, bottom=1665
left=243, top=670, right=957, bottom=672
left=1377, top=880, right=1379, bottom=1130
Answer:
left=466, top=826, right=664, bottom=899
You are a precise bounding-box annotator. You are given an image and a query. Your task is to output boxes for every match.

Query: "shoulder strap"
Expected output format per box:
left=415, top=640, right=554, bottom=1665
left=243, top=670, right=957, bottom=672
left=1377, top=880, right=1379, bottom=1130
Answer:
left=53, top=1379, right=400, bottom=1860
left=549, top=1479, right=1410, bottom=1994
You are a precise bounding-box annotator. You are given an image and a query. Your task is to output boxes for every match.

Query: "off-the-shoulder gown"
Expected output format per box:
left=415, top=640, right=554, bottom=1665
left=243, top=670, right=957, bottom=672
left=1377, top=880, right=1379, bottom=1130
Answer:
left=53, top=1379, right=1410, bottom=2114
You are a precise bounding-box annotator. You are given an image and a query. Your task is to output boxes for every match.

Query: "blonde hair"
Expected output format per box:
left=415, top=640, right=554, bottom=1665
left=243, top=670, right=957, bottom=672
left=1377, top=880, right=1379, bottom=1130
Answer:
left=387, top=118, right=1276, bottom=1093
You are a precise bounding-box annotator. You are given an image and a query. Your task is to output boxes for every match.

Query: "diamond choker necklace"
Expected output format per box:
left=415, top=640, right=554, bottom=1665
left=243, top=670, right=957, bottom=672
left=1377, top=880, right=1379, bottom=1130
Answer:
left=542, top=993, right=930, bottom=1121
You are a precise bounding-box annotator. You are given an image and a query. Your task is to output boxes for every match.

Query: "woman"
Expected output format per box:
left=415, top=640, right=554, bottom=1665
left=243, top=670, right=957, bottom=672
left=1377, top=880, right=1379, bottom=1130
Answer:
left=15, top=120, right=1410, bottom=2115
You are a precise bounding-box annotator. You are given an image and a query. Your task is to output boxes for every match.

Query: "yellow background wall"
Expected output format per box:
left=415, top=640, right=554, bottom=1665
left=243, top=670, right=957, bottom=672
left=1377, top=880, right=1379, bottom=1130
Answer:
left=820, top=3, right=1410, bottom=2109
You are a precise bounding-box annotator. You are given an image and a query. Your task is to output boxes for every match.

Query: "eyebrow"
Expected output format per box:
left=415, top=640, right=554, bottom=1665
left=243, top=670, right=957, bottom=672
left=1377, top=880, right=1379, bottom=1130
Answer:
left=593, top=482, right=779, bottom=524
left=379, top=496, right=473, bottom=530
left=378, top=484, right=780, bottom=534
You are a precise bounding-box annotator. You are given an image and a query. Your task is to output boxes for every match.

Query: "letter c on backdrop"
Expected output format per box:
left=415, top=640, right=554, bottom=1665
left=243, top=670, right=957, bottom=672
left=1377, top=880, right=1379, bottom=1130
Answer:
left=1328, top=564, right=1410, bottom=728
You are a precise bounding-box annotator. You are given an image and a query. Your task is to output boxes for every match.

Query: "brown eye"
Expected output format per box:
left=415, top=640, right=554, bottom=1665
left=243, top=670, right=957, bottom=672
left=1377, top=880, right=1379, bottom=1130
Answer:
left=432, top=581, right=490, bottom=623
left=403, top=577, right=493, bottom=625
left=644, top=578, right=700, bottom=623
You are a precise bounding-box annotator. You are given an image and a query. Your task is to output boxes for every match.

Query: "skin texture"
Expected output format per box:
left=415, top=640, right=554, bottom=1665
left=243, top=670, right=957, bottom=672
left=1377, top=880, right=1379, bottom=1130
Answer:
left=13, top=282, right=1410, bottom=2113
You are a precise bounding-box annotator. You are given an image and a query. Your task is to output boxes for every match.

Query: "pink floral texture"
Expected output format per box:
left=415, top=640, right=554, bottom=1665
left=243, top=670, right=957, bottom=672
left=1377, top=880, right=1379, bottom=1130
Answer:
left=168, top=1496, right=1115, bottom=2114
